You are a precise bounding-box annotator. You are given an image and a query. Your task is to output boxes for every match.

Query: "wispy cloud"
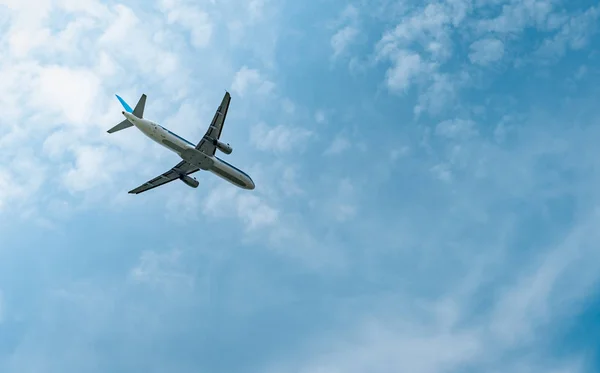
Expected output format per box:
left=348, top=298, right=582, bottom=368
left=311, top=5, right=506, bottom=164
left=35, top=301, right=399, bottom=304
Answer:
left=532, top=5, right=600, bottom=63
left=374, top=1, right=472, bottom=116
left=231, top=66, right=275, bottom=97
left=130, top=248, right=195, bottom=291
left=469, top=38, right=505, bottom=65
left=331, top=25, right=359, bottom=58
left=158, top=0, right=213, bottom=49
left=250, top=122, right=312, bottom=153
left=324, top=134, right=351, bottom=155
left=329, top=4, right=362, bottom=61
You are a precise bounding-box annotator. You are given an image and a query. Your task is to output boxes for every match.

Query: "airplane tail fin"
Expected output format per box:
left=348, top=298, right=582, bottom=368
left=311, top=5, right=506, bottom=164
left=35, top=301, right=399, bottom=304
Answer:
left=116, top=93, right=146, bottom=118
left=108, top=93, right=147, bottom=133
left=116, top=94, right=133, bottom=113
left=132, top=94, right=146, bottom=118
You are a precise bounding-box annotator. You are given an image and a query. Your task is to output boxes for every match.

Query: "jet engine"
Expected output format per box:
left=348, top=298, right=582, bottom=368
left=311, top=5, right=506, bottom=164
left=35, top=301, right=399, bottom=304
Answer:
left=179, top=174, right=199, bottom=188
left=213, top=139, right=233, bottom=154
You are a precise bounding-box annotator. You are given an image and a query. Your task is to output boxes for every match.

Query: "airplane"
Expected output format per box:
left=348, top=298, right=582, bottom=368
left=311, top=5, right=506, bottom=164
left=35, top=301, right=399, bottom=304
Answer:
left=107, top=91, right=255, bottom=194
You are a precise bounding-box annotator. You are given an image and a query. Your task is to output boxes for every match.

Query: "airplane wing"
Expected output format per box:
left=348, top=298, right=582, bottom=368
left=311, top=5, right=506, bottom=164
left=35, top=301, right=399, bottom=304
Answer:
left=195, top=91, right=231, bottom=155
left=128, top=160, right=200, bottom=194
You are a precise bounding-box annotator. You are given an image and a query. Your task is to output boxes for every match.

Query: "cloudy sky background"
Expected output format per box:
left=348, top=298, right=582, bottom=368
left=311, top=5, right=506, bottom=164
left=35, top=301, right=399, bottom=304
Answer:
left=1, top=0, right=600, bottom=371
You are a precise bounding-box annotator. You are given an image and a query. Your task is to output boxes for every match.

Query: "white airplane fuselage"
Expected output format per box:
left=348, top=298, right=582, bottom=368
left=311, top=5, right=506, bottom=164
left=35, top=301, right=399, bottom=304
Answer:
left=122, top=111, right=255, bottom=190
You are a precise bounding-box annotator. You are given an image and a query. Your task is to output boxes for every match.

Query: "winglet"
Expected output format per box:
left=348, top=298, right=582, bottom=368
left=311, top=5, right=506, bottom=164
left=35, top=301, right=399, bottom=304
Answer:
left=116, top=94, right=133, bottom=113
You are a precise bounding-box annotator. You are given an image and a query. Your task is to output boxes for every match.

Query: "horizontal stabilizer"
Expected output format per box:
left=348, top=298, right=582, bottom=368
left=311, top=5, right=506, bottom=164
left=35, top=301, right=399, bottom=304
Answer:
left=107, top=119, right=133, bottom=133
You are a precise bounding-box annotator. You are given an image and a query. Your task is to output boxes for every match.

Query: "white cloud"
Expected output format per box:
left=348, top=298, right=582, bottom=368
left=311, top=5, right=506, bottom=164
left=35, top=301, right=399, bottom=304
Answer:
left=203, top=186, right=279, bottom=231
left=0, top=150, right=47, bottom=212
left=375, top=2, right=473, bottom=114
left=489, top=208, right=600, bottom=346
left=384, top=50, right=429, bottom=92
left=263, top=196, right=600, bottom=372
left=574, top=65, right=588, bottom=80
left=340, top=4, right=359, bottom=21
left=469, top=38, right=505, bottom=65
left=330, top=4, right=361, bottom=59
left=266, top=220, right=348, bottom=271
left=34, top=65, right=103, bottom=124
left=315, top=110, right=326, bottom=124
left=374, top=1, right=598, bottom=117
left=281, top=98, right=295, bottom=114
left=279, top=166, right=304, bottom=196
left=236, top=193, right=279, bottom=230
left=430, top=163, right=453, bottom=183
left=130, top=248, right=194, bottom=292
left=532, top=5, right=600, bottom=62
left=435, top=118, right=478, bottom=140
left=62, top=145, right=121, bottom=193
left=289, top=326, right=481, bottom=373
left=328, top=179, right=357, bottom=222
left=390, top=146, right=410, bottom=161
left=376, top=2, right=462, bottom=64
left=0, top=61, right=41, bottom=124
left=0, top=170, right=12, bottom=211
left=0, top=290, right=3, bottom=324
left=6, top=26, right=50, bottom=58
left=159, top=0, right=213, bottom=48
left=231, top=66, right=275, bottom=97
left=0, top=0, right=55, bottom=57
left=97, top=5, right=183, bottom=81
left=203, top=185, right=239, bottom=218
left=267, top=314, right=585, bottom=373
left=414, top=72, right=466, bottom=117
left=250, top=122, right=312, bottom=153
left=331, top=26, right=359, bottom=58
left=248, top=0, right=266, bottom=21
left=476, top=0, right=558, bottom=34
left=324, top=135, right=351, bottom=155
left=334, top=204, right=356, bottom=221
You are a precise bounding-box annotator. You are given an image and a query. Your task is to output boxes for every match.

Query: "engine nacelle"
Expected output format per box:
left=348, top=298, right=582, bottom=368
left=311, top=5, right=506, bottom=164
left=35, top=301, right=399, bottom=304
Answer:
left=213, top=139, right=233, bottom=155
left=179, top=174, right=199, bottom=188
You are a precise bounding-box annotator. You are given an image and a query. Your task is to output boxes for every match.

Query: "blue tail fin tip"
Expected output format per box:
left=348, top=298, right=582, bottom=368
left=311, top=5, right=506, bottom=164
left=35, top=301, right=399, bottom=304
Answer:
left=116, top=94, right=133, bottom=113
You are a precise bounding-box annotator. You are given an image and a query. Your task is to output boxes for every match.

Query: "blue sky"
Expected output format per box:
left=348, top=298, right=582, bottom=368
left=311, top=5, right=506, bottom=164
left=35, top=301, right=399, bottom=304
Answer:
left=1, top=0, right=600, bottom=371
